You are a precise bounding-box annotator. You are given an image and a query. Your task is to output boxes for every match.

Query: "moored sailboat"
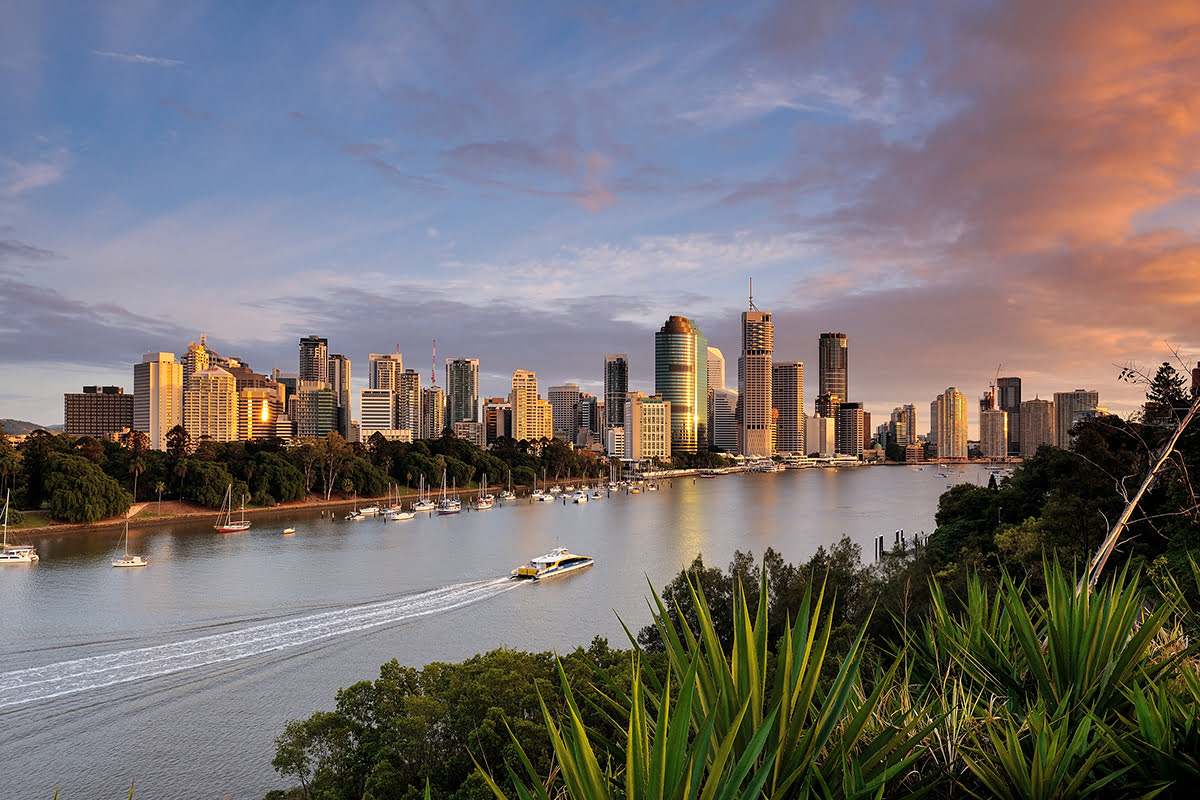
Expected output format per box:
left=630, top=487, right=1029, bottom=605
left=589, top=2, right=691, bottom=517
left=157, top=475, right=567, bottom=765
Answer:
left=1, top=489, right=39, bottom=564
left=214, top=484, right=252, bottom=532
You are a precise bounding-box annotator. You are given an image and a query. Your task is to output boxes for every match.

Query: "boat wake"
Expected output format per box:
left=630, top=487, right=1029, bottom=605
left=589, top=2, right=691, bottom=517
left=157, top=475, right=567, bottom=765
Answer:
left=0, top=578, right=519, bottom=710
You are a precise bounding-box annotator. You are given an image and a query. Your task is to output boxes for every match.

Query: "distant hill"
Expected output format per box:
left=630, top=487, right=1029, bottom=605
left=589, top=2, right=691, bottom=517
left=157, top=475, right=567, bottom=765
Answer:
left=1, top=419, right=62, bottom=435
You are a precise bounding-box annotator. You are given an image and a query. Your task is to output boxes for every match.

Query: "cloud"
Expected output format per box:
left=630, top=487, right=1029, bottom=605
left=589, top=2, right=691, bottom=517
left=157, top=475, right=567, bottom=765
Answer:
left=91, top=49, right=183, bottom=67
left=0, top=155, right=67, bottom=198
left=0, top=239, right=57, bottom=263
left=155, top=98, right=212, bottom=121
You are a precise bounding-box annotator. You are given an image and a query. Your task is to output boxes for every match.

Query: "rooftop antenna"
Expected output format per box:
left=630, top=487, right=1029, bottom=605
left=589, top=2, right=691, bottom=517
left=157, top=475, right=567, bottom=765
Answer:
left=748, top=277, right=758, bottom=311
left=431, top=339, right=437, bottom=386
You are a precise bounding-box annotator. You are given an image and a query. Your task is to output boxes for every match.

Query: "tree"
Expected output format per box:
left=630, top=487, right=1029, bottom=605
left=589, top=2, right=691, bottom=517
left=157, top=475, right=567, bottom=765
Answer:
left=320, top=432, right=351, bottom=501
left=43, top=453, right=132, bottom=523
left=290, top=437, right=322, bottom=494
left=166, top=424, right=191, bottom=460
left=1146, top=361, right=1189, bottom=424
left=155, top=480, right=166, bottom=513
left=0, top=422, right=21, bottom=498
left=16, top=429, right=54, bottom=509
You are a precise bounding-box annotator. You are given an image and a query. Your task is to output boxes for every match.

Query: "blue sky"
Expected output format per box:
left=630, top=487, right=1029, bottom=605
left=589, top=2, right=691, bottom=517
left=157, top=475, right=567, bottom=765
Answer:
left=3, top=0, right=1198, bottom=431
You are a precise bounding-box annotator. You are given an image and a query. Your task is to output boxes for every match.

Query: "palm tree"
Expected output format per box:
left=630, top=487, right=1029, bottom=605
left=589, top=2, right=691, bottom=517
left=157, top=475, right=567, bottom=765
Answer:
left=155, top=480, right=166, bottom=514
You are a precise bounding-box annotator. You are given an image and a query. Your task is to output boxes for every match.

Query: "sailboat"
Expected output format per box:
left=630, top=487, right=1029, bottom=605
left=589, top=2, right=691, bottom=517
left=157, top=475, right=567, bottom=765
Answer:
left=383, top=484, right=414, bottom=520
left=473, top=473, right=494, bottom=510
left=499, top=469, right=516, bottom=502
left=0, top=489, right=39, bottom=564
left=112, top=513, right=147, bottom=568
left=345, top=492, right=365, bottom=521
left=214, top=484, right=252, bottom=532
left=413, top=474, right=435, bottom=512
left=437, top=469, right=460, bottom=515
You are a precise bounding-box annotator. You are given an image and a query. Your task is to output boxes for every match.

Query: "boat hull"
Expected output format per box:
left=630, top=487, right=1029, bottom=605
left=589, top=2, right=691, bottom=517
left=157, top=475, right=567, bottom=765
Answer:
left=512, top=559, right=594, bottom=581
left=215, top=523, right=252, bottom=532
left=112, top=556, right=148, bottom=568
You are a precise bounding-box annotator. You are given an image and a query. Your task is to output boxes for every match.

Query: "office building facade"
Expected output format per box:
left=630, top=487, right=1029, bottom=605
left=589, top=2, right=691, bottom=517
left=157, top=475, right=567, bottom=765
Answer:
left=183, top=366, right=238, bottom=443
left=980, top=408, right=1009, bottom=459
left=835, top=402, right=865, bottom=457
left=997, top=377, right=1021, bottom=455
left=708, top=388, right=738, bottom=453
left=298, top=335, right=329, bottom=385
left=1020, top=398, right=1055, bottom=456
left=1054, top=389, right=1100, bottom=448
left=369, top=353, right=403, bottom=392
left=818, top=333, right=848, bottom=400
left=133, top=351, right=183, bottom=451
left=624, top=392, right=671, bottom=462
left=772, top=361, right=805, bottom=453
left=397, top=369, right=423, bottom=436
left=603, top=354, right=629, bottom=428
left=64, top=386, right=134, bottom=439
left=548, top=383, right=581, bottom=438
left=421, top=386, right=445, bottom=439
left=445, top=358, right=480, bottom=424
left=738, top=310, right=773, bottom=457
left=655, top=315, right=708, bottom=455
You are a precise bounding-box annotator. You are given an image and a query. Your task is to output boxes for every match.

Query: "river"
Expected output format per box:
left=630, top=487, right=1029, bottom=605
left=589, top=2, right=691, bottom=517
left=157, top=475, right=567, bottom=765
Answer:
left=0, top=464, right=988, bottom=799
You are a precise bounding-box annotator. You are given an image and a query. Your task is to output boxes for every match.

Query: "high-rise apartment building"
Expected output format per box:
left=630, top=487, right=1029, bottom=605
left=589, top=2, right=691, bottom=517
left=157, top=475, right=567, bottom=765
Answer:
left=935, top=387, right=968, bottom=459
left=706, top=346, right=726, bottom=392
left=133, top=352, right=183, bottom=451
left=238, top=386, right=286, bottom=441
left=1054, top=389, right=1100, bottom=448
left=295, top=381, right=336, bottom=438
left=548, top=383, right=581, bottom=438
left=772, top=362, right=805, bottom=453
left=603, top=354, right=629, bottom=429
left=818, top=333, right=848, bottom=400
left=397, top=369, right=423, bottom=436
left=421, top=386, right=445, bottom=439
left=327, top=353, right=351, bottom=437
left=445, top=358, right=480, bottom=424
left=577, top=393, right=599, bottom=446
left=64, top=386, right=134, bottom=439
left=369, top=353, right=403, bottom=392
left=835, top=402, right=865, bottom=457
left=997, top=377, right=1021, bottom=456
left=708, top=388, right=738, bottom=453
left=511, top=370, right=552, bottom=443
left=738, top=309, right=773, bottom=457
left=889, top=405, right=917, bottom=446
left=624, top=392, right=671, bottom=462
left=181, top=340, right=210, bottom=396
left=183, top=366, right=238, bottom=443
left=929, top=399, right=939, bottom=444
left=483, top=397, right=510, bottom=445
left=298, top=335, right=329, bottom=385
left=980, top=408, right=1008, bottom=459
left=1020, top=398, right=1055, bottom=456
left=656, top=315, right=708, bottom=455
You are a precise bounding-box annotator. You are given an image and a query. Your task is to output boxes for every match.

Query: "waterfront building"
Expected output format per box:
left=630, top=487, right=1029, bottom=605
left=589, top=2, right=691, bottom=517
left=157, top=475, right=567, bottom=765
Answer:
left=453, top=421, right=485, bottom=448
left=935, top=387, right=969, bottom=459
left=421, top=386, right=445, bottom=439
left=606, top=425, right=626, bottom=459
left=905, top=443, right=924, bottom=463
left=863, top=411, right=871, bottom=451
left=64, top=386, right=133, bottom=439
left=603, top=354, right=629, bottom=429
left=1020, top=397, right=1055, bottom=456
left=298, top=335, right=329, bottom=385
left=548, top=383, right=581, bottom=439
left=738, top=308, right=773, bottom=457
left=980, top=408, right=1009, bottom=459
left=445, top=358, right=480, bottom=424
left=706, top=346, right=726, bottom=391
left=295, top=381, right=336, bottom=438
left=818, top=333, right=848, bottom=401
left=772, top=362, right=805, bottom=453
left=708, top=388, right=738, bottom=453
left=328, top=353, right=351, bottom=438
left=359, top=388, right=395, bottom=436
left=806, top=414, right=835, bottom=457
left=624, top=392, right=671, bottom=462
left=997, top=377, right=1021, bottom=455
left=183, top=366, right=238, bottom=443
left=576, top=393, right=599, bottom=447
left=656, top=315, right=708, bottom=455
left=889, top=405, right=917, bottom=447
left=814, top=393, right=841, bottom=418
left=876, top=422, right=890, bottom=448
left=397, top=369, right=422, bottom=436
left=835, top=402, right=865, bottom=457
left=369, top=353, right=403, bottom=392
left=133, top=351, right=183, bottom=451
left=1054, top=389, right=1100, bottom=448
left=238, top=386, right=286, bottom=441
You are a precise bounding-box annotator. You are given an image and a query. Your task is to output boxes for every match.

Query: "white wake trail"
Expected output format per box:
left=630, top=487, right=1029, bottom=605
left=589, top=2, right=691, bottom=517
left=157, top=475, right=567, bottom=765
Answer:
left=0, top=579, right=518, bottom=710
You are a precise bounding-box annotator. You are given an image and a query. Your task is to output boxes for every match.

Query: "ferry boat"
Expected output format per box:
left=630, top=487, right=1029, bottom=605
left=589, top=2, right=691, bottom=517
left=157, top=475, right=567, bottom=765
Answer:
left=511, top=547, right=594, bottom=581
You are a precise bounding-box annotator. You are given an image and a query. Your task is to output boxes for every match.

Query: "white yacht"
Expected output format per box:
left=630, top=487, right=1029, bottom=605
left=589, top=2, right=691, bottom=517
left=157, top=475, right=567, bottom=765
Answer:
left=1, top=490, right=38, bottom=564
left=111, top=517, right=147, bottom=568
left=511, top=547, right=594, bottom=581
left=214, top=484, right=252, bottom=532
left=383, top=507, right=414, bottom=521
left=571, top=491, right=589, bottom=504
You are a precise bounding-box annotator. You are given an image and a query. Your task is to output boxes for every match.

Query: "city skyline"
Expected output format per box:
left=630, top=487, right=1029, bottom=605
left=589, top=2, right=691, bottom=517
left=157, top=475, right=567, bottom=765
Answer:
left=3, top=2, right=1198, bottom=427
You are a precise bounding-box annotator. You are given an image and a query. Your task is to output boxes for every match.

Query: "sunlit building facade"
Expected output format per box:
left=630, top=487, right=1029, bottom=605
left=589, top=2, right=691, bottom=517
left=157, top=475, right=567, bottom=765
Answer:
left=624, top=392, right=671, bottom=462
left=1020, top=398, right=1055, bottom=456
left=397, top=369, right=422, bottom=437
left=238, top=386, right=286, bottom=441
left=738, top=310, right=773, bottom=457
left=935, top=387, right=968, bottom=460
left=133, top=351, right=183, bottom=451
left=655, top=316, right=708, bottom=455
left=184, top=366, right=238, bottom=443
left=980, top=408, right=1008, bottom=459
left=818, top=333, right=848, bottom=401
left=445, top=358, right=480, bottom=424
left=772, top=361, right=805, bottom=453
left=1054, top=389, right=1100, bottom=448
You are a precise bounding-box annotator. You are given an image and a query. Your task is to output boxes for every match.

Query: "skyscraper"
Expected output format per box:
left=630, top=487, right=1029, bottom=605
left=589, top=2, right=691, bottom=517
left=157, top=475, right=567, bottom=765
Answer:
left=421, top=386, right=445, bottom=439
left=980, top=408, right=1008, bottom=459
left=604, top=354, right=629, bottom=428
left=708, top=388, right=738, bottom=452
left=818, top=333, right=848, bottom=401
left=181, top=339, right=210, bottom=396
left=548, top=383, right=581, bottom=438
left=511, top=370, right=552, bottom=443
left=738, top=308, right=773, bottom=457
left=298, top=335, right=329, bottom=384
left=133, top=352, right=183, bottom=451
left=656, top=316, right=708, bottom=454
left=359, top=388, right=395, bottom=436
left=445, top=358, right=480, bottom=424
left=369, top=353, right=403, bottom=392
left=706, top=346, right=726, bottom=392
left=397, top=369, right=422, bottom=436
left=328, top=353, right=351, bottom=437
left=997, top=377, right=1021, bottom=455
left=835, top=402, right=864, bottom=457
left=889, top=405, right=917, bottom=446
left=1054, top=389, right=1100, bottom=448
left=624, top=392, right=672, bottom=462
left=935, top=387, right=968, bottom=459
left=772, top=362, right=805, bottom=453
left=183, top=366, right=238, bottom=443
left=1020, top=398, right=1055, bottom=456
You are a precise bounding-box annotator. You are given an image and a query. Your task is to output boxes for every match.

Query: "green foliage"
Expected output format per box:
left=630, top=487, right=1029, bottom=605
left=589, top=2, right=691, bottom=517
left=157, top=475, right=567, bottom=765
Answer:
left=181, top=460, right=247, bottom=508
left=42, top=453, right=132, bottom=522
left=251, top=452, right=306, bottom=506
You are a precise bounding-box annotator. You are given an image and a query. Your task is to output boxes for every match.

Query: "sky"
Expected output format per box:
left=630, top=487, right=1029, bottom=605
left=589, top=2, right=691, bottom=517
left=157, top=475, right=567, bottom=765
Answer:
left=2, top=0, right=1198, bottom=434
